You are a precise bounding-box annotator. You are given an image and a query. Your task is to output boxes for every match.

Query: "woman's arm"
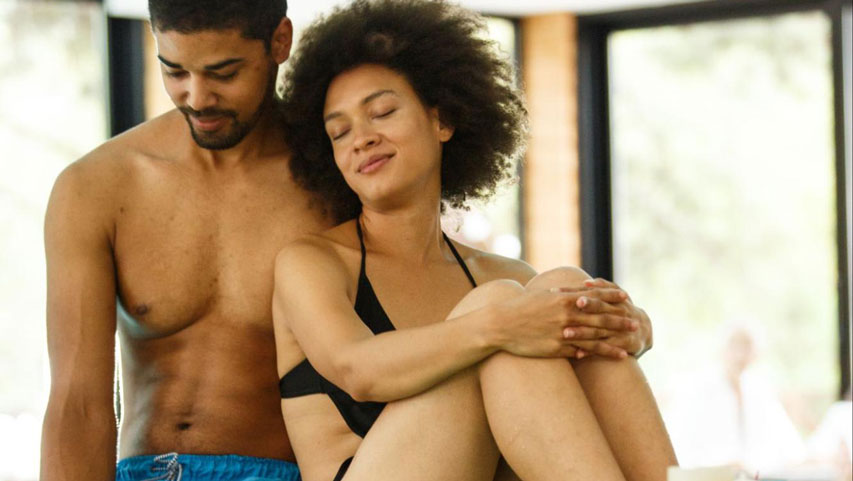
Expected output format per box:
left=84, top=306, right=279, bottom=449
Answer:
left=273, top=239, right=586, bottom=403
left=478, top=253, right=653, bottom=358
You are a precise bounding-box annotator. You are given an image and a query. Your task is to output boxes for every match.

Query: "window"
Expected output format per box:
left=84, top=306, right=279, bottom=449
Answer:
left=0, top=2, right=107, bottom=479
left=580, top=1, right=851, bottom=475
left=446, top=17, right=524, bottom=259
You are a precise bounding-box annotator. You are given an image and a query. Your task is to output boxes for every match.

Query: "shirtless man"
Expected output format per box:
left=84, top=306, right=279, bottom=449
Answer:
left=40, top=1, right=655, bottom=480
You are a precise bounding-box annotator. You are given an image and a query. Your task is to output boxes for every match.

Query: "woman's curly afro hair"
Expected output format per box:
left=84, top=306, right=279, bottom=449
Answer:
left=280, top=0, right=528, bottom=222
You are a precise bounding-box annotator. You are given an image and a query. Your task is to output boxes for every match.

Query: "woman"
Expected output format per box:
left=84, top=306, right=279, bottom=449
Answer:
left=273, top=1, right=677, bottom=480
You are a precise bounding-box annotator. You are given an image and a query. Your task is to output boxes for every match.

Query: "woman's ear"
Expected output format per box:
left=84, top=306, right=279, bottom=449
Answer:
left=438, top=122, right=455, bottom=142
left=431, top=108, right=455, bottom=142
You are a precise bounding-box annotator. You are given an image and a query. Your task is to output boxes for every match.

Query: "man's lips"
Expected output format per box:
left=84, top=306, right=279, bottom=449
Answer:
left=190, top=115, right=229, bottom=132
left=358, top=153, right=394, bottom=174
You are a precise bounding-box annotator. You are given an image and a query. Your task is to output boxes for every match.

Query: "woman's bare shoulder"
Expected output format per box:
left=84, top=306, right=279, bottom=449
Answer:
left=275, top=220, right=360, bottom=276
left=449, top=241, right=538, bottom=285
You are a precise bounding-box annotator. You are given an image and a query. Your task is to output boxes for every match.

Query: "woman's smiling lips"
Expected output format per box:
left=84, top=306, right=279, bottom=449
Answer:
left=358, top=153, right=394, bottom=174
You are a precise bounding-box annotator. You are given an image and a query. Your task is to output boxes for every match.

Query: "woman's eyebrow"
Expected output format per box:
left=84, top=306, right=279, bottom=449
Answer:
left=324, top=89, right=398, bottom=122
left=362, top=89, right=396, bottom=105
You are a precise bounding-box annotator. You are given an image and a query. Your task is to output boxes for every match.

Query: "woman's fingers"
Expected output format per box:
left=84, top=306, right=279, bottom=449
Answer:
left=567, top=312, right=637, bottom=331
left=562, top=325, right=619, bottom=340
left=546, top=289, right=636, bottom=331
left=569, top=340, right=628, bottom=359
left=569, top=296, right=636, bottom=331
left=575, top=295, right=629, bottom=315
left=550, top=287, right=628, bottom=305
left=583, top=278, right=635, bottom=302
left=500, top=288, right=636, bottom=358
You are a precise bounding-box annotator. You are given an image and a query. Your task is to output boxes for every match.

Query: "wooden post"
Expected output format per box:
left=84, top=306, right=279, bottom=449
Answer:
left=521, top=14, right=582, bottom=271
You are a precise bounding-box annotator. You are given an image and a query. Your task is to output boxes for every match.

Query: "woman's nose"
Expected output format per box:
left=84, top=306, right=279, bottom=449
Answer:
left=352, top=123, right=380, bottom=151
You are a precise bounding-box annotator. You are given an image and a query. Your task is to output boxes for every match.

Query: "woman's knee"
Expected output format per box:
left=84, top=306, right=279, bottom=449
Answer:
left=478, top=350, right=575, bottom=381
left=446, top=279, right=525, bottom=320
left=525, top=266, right=590, bottom=290
left=572, top=354, right=642, bottom=384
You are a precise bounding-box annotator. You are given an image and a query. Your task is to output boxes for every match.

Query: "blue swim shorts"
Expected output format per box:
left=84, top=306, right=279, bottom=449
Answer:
left=116, top=453, right=301, bottom=481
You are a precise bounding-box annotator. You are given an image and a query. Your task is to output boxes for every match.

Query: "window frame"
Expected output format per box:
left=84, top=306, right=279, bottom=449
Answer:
left=577, top=0, right=853, bottom=398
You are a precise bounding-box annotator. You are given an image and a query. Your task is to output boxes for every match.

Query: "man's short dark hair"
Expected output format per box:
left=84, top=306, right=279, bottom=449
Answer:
left=280, top=0, right=528, bottom=222
left=148, top=0, right=288, bottom=47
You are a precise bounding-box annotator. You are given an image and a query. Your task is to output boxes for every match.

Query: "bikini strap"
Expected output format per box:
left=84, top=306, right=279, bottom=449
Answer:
left=355, top=218, right=367, bottom=279
left=358, top=219, right=475, bottom=288
left=443, top=233, right=478, bottom=288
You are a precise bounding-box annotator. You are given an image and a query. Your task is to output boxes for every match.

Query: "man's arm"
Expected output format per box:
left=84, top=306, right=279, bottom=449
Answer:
left=41, top=162, right=118, bottom=481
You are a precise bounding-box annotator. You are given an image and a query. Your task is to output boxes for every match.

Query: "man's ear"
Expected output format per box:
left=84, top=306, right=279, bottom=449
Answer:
left=270, top=17, right=293, bottom=64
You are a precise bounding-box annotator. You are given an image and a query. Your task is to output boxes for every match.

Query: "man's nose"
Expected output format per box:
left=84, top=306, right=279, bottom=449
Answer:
left=185, top=76, right=217, bottom=112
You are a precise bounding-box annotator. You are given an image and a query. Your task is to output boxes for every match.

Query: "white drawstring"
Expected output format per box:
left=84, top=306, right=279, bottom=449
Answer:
left=143, top=452, right=183, bottom=481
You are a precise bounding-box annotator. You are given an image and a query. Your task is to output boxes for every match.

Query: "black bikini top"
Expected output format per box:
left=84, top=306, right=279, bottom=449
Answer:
left=278, top=220, right=477, bottom=437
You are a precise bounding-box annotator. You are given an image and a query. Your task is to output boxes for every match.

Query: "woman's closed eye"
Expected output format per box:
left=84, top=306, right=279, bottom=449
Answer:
left=372, top=108, right=396, bottom=119
left=329, top=127, right=351, bottom=141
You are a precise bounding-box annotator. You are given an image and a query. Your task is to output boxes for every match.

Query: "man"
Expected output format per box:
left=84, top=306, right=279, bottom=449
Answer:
left=40, top=1, right=654, bottom=479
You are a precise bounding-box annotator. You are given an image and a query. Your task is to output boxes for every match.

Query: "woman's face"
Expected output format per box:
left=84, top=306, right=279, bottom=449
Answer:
left=323, top=64, right=453, bottom=210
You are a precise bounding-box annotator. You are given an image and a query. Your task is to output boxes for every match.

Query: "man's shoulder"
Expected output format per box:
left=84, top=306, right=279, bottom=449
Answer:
left=49, top=112, right=182, bottom=219
left=102, top=109, right=183, bottom=161
left=60, top=111, right=182, bottom=186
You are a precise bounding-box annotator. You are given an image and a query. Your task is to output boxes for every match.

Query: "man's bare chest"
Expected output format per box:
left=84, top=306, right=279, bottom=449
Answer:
left=113, top=187, right=327, bottom=338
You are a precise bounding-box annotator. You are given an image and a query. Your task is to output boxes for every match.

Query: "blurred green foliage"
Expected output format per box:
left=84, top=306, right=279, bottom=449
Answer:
left=609, top=11, right=839, bottom=430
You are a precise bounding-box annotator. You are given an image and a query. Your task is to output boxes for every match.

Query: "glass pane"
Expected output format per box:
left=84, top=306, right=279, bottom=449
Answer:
left=609, top=11, right=843, bottom=476
left=445, top=17, right=523, bottom=259
left=0, top=2, right=106, bottom=479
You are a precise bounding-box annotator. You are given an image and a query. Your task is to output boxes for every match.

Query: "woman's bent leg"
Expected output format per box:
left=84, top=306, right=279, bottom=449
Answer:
left=478, top=353, right=625, bottom=481
left=342, top=364, right=500, bottom=481
left=340, top=282, right=528, bottom=481
left=455, top=281, right=625, bottom=481
left=343, top=280, right=625, bottom=481
left=571, top=356, right=677, bottom=481
left=527, top=268, right=678, bottom=481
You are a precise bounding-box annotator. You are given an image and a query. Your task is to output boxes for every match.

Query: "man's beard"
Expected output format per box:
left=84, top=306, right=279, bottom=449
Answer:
left=179, top=106, right=258, bottom=150
left=179, top=85, right=274, bottom=151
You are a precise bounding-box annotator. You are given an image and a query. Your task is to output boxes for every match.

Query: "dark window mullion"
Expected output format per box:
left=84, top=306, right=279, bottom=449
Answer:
left=106, top=16, right=146, bottom=136
left=831, top=0, right=852, bottom=398
left=577, top=22, right=613, bottom=279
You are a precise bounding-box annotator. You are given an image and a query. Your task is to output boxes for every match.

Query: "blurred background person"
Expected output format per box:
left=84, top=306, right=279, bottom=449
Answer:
left=666, top=323, right=805, bottom=473
left=806, top=387, right=852, bottom=481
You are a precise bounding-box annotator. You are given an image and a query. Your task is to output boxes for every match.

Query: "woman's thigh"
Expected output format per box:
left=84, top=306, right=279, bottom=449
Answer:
left=527, top=267, right=676, bottom=480
left=341, top=365, right=500, bottom=481
left=341, top=281, right=527, bottom=481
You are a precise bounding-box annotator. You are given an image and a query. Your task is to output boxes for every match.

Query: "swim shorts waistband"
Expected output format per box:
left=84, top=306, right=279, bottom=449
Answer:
left=116, top=453, right=301, bottom=481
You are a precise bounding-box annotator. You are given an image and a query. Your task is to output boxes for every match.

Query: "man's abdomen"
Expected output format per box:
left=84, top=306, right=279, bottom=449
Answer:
left=117, top=322, right=295, bottom=462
